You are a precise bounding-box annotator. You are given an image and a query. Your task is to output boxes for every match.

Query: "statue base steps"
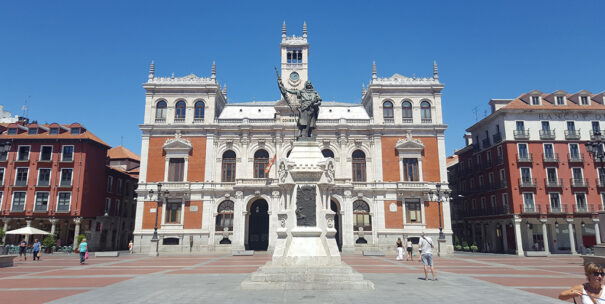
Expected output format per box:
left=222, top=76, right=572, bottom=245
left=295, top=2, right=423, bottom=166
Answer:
left=240, top=261, right=374, bottom=290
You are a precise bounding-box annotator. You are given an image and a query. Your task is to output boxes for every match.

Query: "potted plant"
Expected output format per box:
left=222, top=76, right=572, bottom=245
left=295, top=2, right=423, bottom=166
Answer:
left=42, top=235, right=56, bottom=253
left=462, top=241, right=470, bottom=251
left=75, top=234, right=86, bottom=253
left=470, top=243, right=478, bottom=252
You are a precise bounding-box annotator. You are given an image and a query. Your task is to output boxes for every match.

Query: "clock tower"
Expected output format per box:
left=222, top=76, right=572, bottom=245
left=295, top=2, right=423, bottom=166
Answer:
left=280, top=22, right=309, bottom=94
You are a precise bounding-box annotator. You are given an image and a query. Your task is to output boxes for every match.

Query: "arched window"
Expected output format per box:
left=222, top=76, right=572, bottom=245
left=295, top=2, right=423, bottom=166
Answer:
left=421, top=101, right=431, bottom=121
left=216, top=200, right=234, bottom=231
left=155, top=101, right=167, bottom=122
left=383, top=101, right=394, bottom=119
left=322, top=149, right=334, bottom=158
left=254, top=149, right=269, bottom=178
left=221, top=150, right=236, bottom=182
left=352, top=150, right=366, bottom=182
left=402, top=101, right=412, bottom=120
left=194, top=101, right=205, bottom=119
left=353, top=200, right=372, bottom=231
left=175, top=101, right=186, bottom=120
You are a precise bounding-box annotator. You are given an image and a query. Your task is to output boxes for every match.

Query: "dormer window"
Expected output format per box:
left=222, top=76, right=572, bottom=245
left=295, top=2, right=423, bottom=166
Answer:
left=70, top=128, right=80, bottom=135
left=50, top=128, right=59, bottom=135
left=531, top=96, right=540, bottom=105
left=28, top=128, right=37, bottom=135
left=7, top=128, right=17, bottom=135
left=581, top=96, right=589, bottom=105
left=556, top=96, right=565, bottom=105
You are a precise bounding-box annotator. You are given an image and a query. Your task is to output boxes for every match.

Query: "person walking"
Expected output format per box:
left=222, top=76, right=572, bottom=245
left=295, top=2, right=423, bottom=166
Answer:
left=395, top=238, right=404, bottom=261
left=418, top=232, right=436, bottom=281
left=18, top=238, right=27, bottom=261
left=32, top=239, right=41, bottom=261
left=560, top=263, right=605, bottom=303
left=406, top=238, right=413, bottom=261
left=79, top=238, right=88, bottom=264
left=128, top=240, right=134, bottom=254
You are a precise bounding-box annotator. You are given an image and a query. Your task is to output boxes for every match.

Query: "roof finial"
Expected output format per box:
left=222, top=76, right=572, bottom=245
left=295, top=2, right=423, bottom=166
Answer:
left=362, top=83, right=366, bottom=95
left=223, top=84, right=227, bottom=96
left=148, top=60, right=155, bottom=80
left=433, top=60, right=439, bottom=80
left=171, top=72, right=175, bottom=79
left=303, top=21, right=307, bottom=38
left=211, top=61, right=216, bottom=80
left=282, top=21, right=286, bottom=38
left=372, top=61, right=377, bottom=80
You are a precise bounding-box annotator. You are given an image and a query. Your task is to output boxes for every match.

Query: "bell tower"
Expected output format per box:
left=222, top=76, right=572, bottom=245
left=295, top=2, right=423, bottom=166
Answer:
left=280, top=21, right=309, bottom=92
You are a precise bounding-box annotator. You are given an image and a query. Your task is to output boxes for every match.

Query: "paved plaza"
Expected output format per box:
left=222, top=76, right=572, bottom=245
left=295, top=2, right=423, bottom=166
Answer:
left=0, top=253, right=583, bottom=303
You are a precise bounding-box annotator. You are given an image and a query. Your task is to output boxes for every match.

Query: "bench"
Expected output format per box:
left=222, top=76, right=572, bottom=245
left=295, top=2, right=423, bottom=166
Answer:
left=94, top=251, right=120, bottom=257
left=0, top=255, right=17, bottom=268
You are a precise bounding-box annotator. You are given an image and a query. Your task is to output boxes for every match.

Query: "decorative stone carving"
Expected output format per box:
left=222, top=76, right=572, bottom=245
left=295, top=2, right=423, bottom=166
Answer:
left=325, top=159, right=335, bottom=183
left=235, top=191, right=244, bottom=199
left=219, top=227, right=232, bottom=244
left=278, top=213, right=287, bottom=228
left=163, top=130, right=193, bottom=153
left=326, top=213, right=335, bottom=229
left=344, top=190, right=352, bottom=198
left=373, top=73, right=440, bottom=85
left=356, top=227, right=368, bottom=244
left=277, top=160, right=289, bottom=183
left=295, top=185, right=316, bottom=226
left=147, top=73, right=216, bottom=85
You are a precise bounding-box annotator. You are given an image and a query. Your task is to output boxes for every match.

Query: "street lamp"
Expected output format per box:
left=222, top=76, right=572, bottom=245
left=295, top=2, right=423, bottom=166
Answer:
left=430, top=182, right=451, bottom=241
left=586, top=131, right=605, bottom=182
left=148, top=183, right=168, bottom=255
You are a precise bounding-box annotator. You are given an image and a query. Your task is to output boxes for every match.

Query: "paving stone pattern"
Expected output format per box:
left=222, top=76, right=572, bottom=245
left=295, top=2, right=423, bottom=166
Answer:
left=0, top=253, right=583, bottom=303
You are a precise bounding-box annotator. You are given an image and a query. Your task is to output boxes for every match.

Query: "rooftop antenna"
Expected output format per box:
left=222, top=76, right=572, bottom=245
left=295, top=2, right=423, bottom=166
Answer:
left=472, top=106, right=479, bottom=121
left=22, top=96, right=30, bottom=118
left=121, top=136, right=123, bottom=146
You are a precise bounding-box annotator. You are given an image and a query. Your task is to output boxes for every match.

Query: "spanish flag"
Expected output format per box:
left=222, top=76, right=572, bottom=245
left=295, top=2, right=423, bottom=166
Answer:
left=264, top=154, right=277, bottom=174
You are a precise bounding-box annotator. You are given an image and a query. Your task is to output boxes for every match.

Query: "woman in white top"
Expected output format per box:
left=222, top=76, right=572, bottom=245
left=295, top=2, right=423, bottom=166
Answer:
left=406, top=239, right=413, bottom=261
left=560, top=263, right=605, bottom=303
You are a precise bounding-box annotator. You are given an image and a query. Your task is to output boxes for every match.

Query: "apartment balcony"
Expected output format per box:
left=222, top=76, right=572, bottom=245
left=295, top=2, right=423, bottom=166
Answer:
left=193, top=118, right=204, bottom=124
left=547, top=204, right=568, bottom=214
left=574, top=204, right=595, bottom=214
left=174, top=117, right=186, bottom=123
left=570, top=178, right=589, bottom=188
left=518, top=178, right=537, bottom=188
left=539, top=129, right=556, bottom=140
left=421, top=118, right=432, bottom=124
left=154, top=118, right=166, bottom=123
left=520, top=204, right=542, bottom=214
left=482, top=138, right=491, bottom=149
left=597, top=179, right=605, bottom=188
left=542, top=153, right=559, bottom=163
left=492, top=132, right=502, bottom=144
left=495, top=156, right=504, bottom=165
left=565, top=129, right=581, bottom=140
left=544, top=178, right=563, bottom=188
left=457, top=205, right=512, bottom=218
left=514, top=129, right=530, bottom=139
left=402, top=118, right=413, bottom=124
left=383, top=118, right=395, bottom=124
left=591, top=130, right=605, bottom=140
left=517, top=153, right=533, bottom=163
left=568, top=153, right=585, bottom=163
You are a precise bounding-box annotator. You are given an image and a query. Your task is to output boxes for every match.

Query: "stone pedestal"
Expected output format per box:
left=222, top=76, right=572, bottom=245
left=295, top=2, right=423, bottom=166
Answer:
left=241, top=140, right=374, bottom=290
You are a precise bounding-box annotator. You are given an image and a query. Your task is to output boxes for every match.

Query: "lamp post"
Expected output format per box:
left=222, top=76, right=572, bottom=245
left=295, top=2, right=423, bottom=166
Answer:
left=148, top=183, right=168, bottom=256
left=430, top=182, right=451, bottom=256
left=586, top=131, right=605, bottom=178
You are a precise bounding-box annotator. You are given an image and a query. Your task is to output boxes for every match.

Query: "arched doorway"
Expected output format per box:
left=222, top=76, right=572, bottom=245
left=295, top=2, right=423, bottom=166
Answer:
left=330, top=200, right=342, bottom=251
left=247, top=199, right=269, bottom=251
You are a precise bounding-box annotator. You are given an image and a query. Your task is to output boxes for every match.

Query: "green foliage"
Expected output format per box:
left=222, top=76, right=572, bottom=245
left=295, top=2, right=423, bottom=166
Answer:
left=463, top=246, right=470, bottom=251
left=454, top=235, right=460, bottom=246
left=470, top=243, right=478, bottom=252
left=0, top=228, right=5, bottom=245
left=77, top=234, right=86, bottom=243
left=461, top=241, right=468, bottom=247
left=42, top=235, right=56, bottom=248
left=455, top=245, right=462, bottom=251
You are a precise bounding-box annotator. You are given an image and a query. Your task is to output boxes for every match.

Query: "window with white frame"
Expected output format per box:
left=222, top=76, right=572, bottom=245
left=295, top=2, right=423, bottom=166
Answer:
left=549, top=193, right=561, bottom=211
left=34, top=192, right=50, bottom=212
left=490, top=195, right=496, bottom=209
left=556, top=95, right=565, bottom=105
left=531, top=95, right=540, bottom=105
left=12, top=192, right=26, bottom=212
left=57, top=192, right=71, bottom=212
left=168, top=158, right=185, bottom=181
left=117, top=179, right=123, bottom=194
left=567, top=121, right=575, bottom=131
left=37, top=168, right=51, bottom=186
left=216, top=200, right=234, bottom=231
left=499, top=169, right=506, bottom=187
left=0, top=167, right=4, bottom=185
left=479, top=175, right=484, bottom=188
left=544, top=143, right=554, bottom=159
left=488, top=172, right=495, bottom=188
left=601, top=193, right=605, bottom=210
left=572, top=167, right=583, bottom=183
left=40, top=146, right=52, bottom=161
left=599, top=168, right=605, bottom=186
left=17, top=146, right=30, bottom=161
left=523, top=193, right=535, bottom=211
left=402, top=158, right=419, bottom=181
left=518, top=143, right=528, bottom=159
left=115, top=199, right=120, bottom=216
left=105, top=197, right=111, bottom=214
left=107, top=176, right=113, bottom=193
left=569, top=143, right=580, bottom=159
left=480, top=197, right=487, bottom=209
left=576, top=193, right=587, bottom=211
left=60, top=168, right=73, bottom=186
left=405, top=199, right=421, bottom=224
left=165, top=201, right=182, bottom=224
left=516, top=121, right=525, bottom=131
left=502, top=193, right=509, bottom=211
left=581, top=96, right=589, bottom=105
left=520, top=167, right=532, bottom=183
left=546, top=167, right=558, bottom=185
left=61, top=146, right=74, bottom=162
left=15, top=168, right=28, bottom=186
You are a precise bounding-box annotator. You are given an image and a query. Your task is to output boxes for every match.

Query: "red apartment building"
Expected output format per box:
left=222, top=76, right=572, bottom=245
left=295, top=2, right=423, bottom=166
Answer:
left=449, top=90, right=605, bottom=256
left=0, top=121, right=139, bottom=251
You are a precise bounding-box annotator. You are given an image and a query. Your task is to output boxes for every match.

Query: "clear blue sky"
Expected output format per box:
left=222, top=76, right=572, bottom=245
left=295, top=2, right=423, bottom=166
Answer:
left=1, top=0, right=604, bottom=156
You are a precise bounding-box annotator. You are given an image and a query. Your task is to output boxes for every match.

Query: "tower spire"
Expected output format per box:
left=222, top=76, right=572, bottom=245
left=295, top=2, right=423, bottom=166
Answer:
left=372, top=61, right=377, bottom=80
left=362, top=83, right=366, bottom=95
left=282, top=21, right=286, bottom=38
left=433, top=60, right=439, bottom=80
left=211, top=61, right=216, bottom=80
left=303, top=21, right=307, bottom=38
left=148, top=60, right=155, bottom=80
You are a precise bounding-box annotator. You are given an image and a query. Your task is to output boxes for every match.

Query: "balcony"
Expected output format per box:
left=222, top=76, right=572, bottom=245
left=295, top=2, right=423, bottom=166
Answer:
left=174, top=118, right=186, bottom=123
left=402, top=118, right=413, bottom=123
left=421, top=118, right=432, bottom=124
left=597, top=179, right=605, bottom=188
left=521, top=204, right=542, bottom=214
left=514, top=129, right=530, bottom=140
left=482, top=138, right=491, bottom=149
left=518, top=177, right=537, bottom=188
left=547, top=204, right=568, bottom=214
left=565, top=129, right=581, bottom=140
left=492, top=132, right=502, bottom=144
left=544, top=178, right=563, bottom=188
left=154, top=118, right=166, bottom=123
left=574, top=204, right=595, bottom=214
left=383, top=118, right=394, bottom=124
left=457, top=205, right=512, bottom=218
left=542, top=153, right=559, bottom=163
left=591, top=130, right=605, bottom=140
left=11, top=206, right=25, bottom=212
left=539, top=129, right=556, bottom=140
left=570, top=178, right=589, bottom=187
left=568, top=153, right=585, bottom=163
left=517, top=153, right=533, bottom=163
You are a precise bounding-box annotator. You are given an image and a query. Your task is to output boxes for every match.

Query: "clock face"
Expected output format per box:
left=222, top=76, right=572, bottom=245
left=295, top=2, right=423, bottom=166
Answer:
left=289, top=72, right=300, bottom=81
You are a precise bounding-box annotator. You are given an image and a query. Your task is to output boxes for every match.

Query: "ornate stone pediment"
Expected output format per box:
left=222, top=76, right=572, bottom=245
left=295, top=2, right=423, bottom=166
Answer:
left=396, top=138, right=424, bottom=151
left=163, top=131, right=192, bottom=154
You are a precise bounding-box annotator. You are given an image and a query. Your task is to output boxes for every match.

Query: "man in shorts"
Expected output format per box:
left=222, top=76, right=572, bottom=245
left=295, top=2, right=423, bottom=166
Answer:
left=418, top=232, right=436, bottom=281
left=18, top=238, right=27, bottom=261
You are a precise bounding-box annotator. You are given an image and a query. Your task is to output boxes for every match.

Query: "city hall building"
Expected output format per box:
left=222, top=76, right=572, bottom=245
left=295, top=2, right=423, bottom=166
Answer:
left=133, top=24, right=452, bottom=254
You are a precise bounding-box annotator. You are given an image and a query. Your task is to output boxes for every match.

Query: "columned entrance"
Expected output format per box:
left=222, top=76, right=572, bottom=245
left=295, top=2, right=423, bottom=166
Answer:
left=247, top=199, right=269, bottom=251
left=330, top=200, right=342, bottom=251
